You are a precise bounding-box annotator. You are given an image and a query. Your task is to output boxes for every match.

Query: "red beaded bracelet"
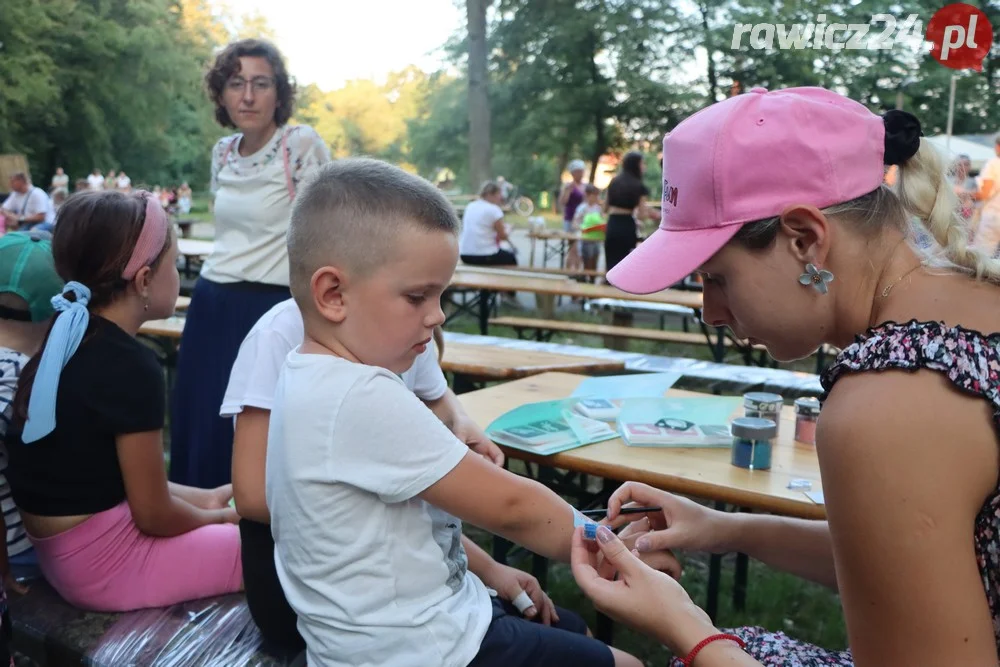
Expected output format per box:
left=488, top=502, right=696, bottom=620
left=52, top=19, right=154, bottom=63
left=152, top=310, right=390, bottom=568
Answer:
left=681, top=633, right=746, bottom=666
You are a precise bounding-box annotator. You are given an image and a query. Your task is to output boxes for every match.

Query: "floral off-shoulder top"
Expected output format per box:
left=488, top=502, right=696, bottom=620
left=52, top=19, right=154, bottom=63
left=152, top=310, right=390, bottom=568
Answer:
left=671, top=319, right=1000, bottom=666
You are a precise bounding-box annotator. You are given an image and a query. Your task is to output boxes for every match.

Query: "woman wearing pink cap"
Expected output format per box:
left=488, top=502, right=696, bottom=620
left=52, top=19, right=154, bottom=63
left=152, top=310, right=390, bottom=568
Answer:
left=571, top=87, right=1000, bottom=666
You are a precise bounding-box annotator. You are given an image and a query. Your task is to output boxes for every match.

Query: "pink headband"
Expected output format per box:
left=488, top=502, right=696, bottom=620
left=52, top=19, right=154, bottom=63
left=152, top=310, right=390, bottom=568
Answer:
left=123, top=193, right=169, bottom=280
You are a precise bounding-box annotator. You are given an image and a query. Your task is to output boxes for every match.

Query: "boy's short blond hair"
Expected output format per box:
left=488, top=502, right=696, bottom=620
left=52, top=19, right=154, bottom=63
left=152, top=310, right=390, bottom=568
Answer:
left=286, top=158, right=459, bottom=309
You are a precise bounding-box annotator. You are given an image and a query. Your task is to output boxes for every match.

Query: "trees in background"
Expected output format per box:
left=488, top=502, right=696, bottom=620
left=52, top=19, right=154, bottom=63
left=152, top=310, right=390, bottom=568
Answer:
left=2, top=0, right=997, bottom=196
left=0, top=0, right=279, bottom=190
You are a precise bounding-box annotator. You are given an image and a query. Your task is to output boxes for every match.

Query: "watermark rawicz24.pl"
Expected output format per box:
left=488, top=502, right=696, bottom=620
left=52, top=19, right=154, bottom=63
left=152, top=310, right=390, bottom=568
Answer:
left=729, top=3, right=993, bottom=71
left=731, top=14, right=926, bottom=51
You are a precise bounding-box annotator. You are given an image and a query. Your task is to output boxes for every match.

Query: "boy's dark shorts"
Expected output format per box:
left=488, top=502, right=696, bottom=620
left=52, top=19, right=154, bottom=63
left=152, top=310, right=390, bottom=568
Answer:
left=468, top=596, right=614, bottom=667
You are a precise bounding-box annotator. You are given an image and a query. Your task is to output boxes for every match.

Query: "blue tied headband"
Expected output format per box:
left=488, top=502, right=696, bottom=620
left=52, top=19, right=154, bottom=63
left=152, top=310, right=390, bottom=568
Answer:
left=22, top=281, right=91, bottom=443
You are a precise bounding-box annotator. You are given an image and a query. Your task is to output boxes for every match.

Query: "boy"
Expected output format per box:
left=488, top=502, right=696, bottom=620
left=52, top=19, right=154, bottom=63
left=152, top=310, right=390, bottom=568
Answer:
left=572, top=185, right=605, bottom=277
left=223, top=299, right=504, bottom=653
left=0, top=231, right=64, bottom=665
left=267, top=158, right=647, bottom=667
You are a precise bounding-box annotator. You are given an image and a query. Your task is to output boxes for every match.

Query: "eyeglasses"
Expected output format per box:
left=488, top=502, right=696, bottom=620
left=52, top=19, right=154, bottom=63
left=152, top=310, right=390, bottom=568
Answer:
left=226, top=76, right=275, bottom=93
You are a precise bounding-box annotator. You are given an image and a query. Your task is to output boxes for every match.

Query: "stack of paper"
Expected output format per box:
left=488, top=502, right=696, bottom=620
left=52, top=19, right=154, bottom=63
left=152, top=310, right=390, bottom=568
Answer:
left=617, top=396, right=741, bottom=448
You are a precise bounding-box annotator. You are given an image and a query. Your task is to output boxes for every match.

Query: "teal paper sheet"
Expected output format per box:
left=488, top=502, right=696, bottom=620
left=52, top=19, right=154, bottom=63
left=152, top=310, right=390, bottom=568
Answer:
left=486, top=399, right=620, bottom=456
left=571, top=372, right=683, bottom=399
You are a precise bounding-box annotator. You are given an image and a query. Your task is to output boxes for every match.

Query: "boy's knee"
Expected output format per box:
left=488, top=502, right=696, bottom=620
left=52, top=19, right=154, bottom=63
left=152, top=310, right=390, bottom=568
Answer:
left=609, top=647, right=643, bottom=667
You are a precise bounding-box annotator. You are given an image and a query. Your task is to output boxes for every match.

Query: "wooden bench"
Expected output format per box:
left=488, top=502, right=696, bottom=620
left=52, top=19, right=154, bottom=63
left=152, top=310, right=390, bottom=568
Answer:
left=487, top=318, right=838, bottom=373
left=9, top=581, right=299, bottom=666
left=488, top=314, right=744, bottom=356
left=443, top=331, right=825, bottom=399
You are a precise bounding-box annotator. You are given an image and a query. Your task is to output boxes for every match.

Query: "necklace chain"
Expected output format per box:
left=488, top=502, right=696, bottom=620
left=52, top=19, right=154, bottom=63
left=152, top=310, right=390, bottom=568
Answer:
left=880, top=265, right=921, bottom=299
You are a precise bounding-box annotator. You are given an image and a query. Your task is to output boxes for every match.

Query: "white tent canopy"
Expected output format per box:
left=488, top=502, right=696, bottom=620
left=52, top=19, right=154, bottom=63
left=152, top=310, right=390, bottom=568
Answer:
left=925, top=135, right=995, bottom=172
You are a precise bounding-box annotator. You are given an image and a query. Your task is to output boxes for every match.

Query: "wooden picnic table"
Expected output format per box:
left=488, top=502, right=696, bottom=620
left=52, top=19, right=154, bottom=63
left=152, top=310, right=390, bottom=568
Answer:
left=138, top=318, right=624, bottom=383
left=177, top=238, right=214, bottom=257
left=176, top=239, right=215, bottom=277
left=458, top=370, right=824, bottom=624
left=458, top=371, right=825, bottom=520
left=451, top=267, right=703, bottom=309
left=527, top=229, right=581, bottom=267
left=175, top=296, right=190, bottom=311
left=448, top=267, right=709, bottom=343
left=442, top=341, right=623, bottom=381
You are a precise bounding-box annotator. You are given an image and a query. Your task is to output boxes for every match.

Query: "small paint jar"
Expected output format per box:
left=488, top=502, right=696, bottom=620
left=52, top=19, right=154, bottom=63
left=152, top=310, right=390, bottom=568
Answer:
left=794, top=397, right=821, bottom=445
left=743, top=392, right=783, bottom=437
left=730, top=417, right=777, bottom=471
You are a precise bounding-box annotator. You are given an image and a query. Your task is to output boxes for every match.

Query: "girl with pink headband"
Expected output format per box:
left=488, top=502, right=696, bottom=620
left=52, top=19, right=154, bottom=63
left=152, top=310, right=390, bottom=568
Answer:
left=5, top=190, right=242, bottom=611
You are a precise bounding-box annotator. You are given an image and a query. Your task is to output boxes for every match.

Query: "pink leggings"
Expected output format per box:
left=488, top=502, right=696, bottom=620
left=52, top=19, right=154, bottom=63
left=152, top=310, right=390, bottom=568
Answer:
left=29, top=502, right=242, bottom=612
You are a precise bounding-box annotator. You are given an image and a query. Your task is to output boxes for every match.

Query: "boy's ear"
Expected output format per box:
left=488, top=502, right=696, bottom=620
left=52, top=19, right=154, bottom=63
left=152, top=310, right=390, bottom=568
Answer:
left=311, top=266, right=347, bottom=324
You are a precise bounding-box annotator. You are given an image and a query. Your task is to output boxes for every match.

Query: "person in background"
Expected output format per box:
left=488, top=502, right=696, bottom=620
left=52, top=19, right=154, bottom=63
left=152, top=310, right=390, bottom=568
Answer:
left=50, top=190, right=67, bottom=218
left=6, top=191, right=241, bottom=613
left=459, top=181, right=516, bottom=266
left=86, top=170, right=104, bottom=192
left=559, top=160, right=586, bottom=273
left=1, top=174, right=54, bottom=233
left=974, top=134, right=1000, bottom=256
left=105, top=171, right=116, bottom=192
left=0, top=231, right=63, bottom=585
left=49, top=169, right=69, bottom=196
left=572, top=184, right=605, bottom=279
left=603, top=151, right=657, bottom=271
left=177, top=182, right=193, bottom=215
left=168, top=38, right=331, bottom=488
left=116, top=172, right=131, bottom=193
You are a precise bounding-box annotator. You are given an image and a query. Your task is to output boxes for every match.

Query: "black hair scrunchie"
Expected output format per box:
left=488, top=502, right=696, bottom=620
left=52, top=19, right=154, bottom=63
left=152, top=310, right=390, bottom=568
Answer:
left=882, top=109, right=923, bottom=166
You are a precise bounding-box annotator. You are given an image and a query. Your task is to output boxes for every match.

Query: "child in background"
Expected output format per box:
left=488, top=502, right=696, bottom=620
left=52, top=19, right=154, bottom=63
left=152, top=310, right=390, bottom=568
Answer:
left=6, top=191, right=242, bottom=612
left=572, top=185, right=605, bottom=278
left=269, top=158, right=655, bottom=667
left=0, top=231, right=64, bottom=667
left=0, top=231, right=63, bottom=582
left=224, top=298, right=503, bottom=655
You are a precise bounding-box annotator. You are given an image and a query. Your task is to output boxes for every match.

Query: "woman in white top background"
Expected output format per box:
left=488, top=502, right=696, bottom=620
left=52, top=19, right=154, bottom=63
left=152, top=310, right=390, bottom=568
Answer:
left=169, top=39, right=331, bottom=488
left=459, top=181, right=517, bottom=266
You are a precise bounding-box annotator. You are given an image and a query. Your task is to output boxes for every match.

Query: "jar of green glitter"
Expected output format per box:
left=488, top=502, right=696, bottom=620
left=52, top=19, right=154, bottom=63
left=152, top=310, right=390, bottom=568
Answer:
left=730, top=417, right=777, bottom=471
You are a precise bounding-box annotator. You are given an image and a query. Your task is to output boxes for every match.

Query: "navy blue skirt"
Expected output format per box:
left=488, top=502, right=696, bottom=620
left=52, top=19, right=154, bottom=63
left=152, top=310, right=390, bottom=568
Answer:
left=168, top=278, right=290, bottom=488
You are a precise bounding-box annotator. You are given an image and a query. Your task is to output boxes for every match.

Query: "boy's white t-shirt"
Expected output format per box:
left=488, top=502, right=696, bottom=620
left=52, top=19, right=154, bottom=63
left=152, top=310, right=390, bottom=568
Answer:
left=220, top=298, right=447, bottom=416
left=265, top=352, right=492, bottom=667
left=459, top=199, right=504, bottom=256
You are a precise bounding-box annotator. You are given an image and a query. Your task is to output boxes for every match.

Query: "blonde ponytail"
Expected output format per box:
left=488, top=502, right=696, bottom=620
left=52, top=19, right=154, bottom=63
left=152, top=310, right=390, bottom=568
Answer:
left=896, top=139, right=1000, bottom=283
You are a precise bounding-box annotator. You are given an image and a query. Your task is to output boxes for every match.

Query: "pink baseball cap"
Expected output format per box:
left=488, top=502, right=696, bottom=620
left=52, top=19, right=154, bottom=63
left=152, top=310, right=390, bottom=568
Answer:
left=606, top=86, right=886, bottom=294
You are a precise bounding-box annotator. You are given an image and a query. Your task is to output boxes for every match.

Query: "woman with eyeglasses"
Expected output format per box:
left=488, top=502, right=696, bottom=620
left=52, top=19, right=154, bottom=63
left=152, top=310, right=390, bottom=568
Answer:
left=169, top=40, right=331, bottom=491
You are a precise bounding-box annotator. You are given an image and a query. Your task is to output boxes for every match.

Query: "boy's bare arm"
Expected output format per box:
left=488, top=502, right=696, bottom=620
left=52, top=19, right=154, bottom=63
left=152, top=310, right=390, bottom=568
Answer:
left=420, top=451, right=576, bottom=562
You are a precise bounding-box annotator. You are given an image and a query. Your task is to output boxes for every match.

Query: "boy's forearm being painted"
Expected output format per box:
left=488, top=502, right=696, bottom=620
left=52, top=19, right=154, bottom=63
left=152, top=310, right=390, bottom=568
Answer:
left=476, top=476, right=576, bottom=563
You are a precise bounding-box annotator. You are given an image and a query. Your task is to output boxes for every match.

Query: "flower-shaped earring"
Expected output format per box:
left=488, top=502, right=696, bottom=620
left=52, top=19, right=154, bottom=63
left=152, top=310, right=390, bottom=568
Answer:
left=798, top=263, right=834, bottom=295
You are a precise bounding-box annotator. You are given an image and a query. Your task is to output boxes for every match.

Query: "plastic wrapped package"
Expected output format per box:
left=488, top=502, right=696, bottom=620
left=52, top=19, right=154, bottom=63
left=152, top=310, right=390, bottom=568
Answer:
left=87, top=595, right=281, bottom=666
left=10, top=579, right=294, bottom=667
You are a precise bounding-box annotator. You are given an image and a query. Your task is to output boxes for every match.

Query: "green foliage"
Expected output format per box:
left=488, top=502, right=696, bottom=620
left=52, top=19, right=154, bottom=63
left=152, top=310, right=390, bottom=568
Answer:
left=0, top=0, right=278, bottom=190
